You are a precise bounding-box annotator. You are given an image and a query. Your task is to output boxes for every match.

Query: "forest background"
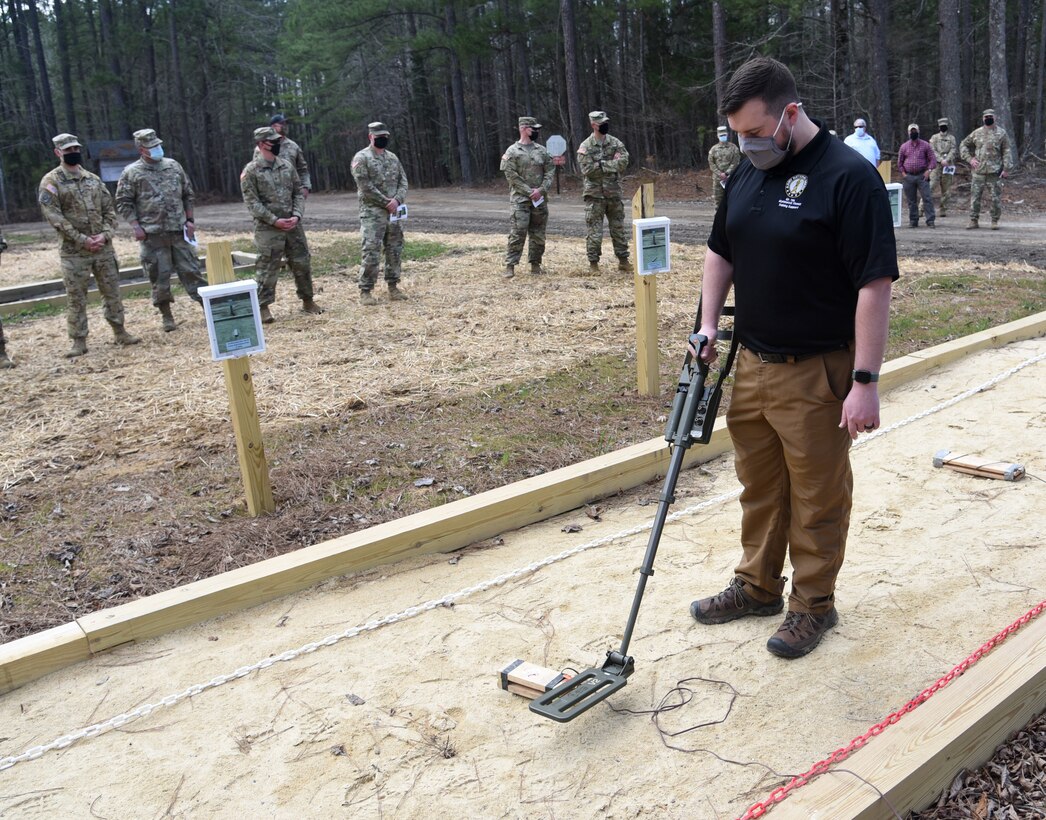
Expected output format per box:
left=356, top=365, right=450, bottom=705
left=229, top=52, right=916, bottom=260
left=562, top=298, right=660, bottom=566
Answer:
left=1, top=0, right=1045, bottom=220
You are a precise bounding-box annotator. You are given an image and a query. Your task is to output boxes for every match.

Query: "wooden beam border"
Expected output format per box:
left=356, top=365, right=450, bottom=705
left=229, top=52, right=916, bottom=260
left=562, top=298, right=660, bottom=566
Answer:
left=1, top=311, right=1044, bottom=694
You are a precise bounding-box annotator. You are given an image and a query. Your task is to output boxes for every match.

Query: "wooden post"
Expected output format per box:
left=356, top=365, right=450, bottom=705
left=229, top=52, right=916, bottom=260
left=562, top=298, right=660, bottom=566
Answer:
left=205, top=242, right=275, bottom=517
left=877, top=159, right=892, bottom=185
left=632, top=183, right=658, bottom=397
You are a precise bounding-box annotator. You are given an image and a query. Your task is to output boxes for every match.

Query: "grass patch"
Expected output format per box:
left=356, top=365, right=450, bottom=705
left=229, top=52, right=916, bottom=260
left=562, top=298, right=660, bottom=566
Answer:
left=311, top=238, right=452, bottom=272
left=3, top=302, right=65, bottom=323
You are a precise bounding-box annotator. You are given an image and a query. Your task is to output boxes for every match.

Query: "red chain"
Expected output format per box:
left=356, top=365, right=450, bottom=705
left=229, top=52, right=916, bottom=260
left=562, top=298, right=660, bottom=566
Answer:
left=736, top=599, right=1046, bottom=820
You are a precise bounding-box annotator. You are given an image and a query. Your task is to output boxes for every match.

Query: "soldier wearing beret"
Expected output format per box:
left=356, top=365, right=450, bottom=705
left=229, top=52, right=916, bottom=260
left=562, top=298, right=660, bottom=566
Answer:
left=116, top=128, right=207, bottom=331
left=707, top=125, right=741, bottom=210
left=960, top=108, right=1013, bottom=230
left=500, top=116, right=554, bottom=279
left=240, top=126, right=323, bottom=322
left=577, top=111, right=631, bottom=273
left=350, top=122, right=409, bottom=305
left=39, top=133, right=140, bottom=358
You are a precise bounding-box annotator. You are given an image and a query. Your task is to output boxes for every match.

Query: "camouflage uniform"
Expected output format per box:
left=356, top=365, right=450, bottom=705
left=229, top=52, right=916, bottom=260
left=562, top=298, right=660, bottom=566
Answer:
left=116, top=134, right=206, bottom=308
left=708, top=131, right=741, bottom=209
left=577, top=116, right=630, bottom=265
left=350, top=140, right=408, bottom=292
left=929, top=118, right=957, bottom=216
left=240, top=144, right=313, bottom=307
left=39, top=157, right=129, bottom=343
left=960, top=111, right=1013, bottom=226
left=253, top=136, right=311, bottom=192
left=0, top=230, right=10, bottom=366
left=501, top=128, right=554, bottom=267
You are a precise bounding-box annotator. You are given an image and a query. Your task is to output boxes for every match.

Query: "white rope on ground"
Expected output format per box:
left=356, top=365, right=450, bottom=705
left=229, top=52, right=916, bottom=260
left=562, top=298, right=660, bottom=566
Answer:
left=2, top=347, right=1043, bottom=773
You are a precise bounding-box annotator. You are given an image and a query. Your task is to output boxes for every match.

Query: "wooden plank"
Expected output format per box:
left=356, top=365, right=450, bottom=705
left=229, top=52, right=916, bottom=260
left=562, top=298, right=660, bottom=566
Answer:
left=877, top=160, right=892, bottom=185
left=206, top=241, right=274, bottom=517
left=774, top=611, right=1046, bottom=819
left=0, top=623, right=91, bottom=695
left=632, top=183, right=659, bottom=397
left=76, top=426, right=733, bottom=654
left=2, top=311, right=1044, bottom=688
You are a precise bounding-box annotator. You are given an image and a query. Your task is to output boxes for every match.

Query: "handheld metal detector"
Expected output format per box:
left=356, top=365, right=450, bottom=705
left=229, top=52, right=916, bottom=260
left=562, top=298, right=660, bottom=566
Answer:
left=530, top=322, right=737, bottom=723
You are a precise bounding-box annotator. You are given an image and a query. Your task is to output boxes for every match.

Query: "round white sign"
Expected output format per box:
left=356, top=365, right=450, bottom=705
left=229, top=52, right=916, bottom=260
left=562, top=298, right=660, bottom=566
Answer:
left=545, top=135, right=567, bottom=157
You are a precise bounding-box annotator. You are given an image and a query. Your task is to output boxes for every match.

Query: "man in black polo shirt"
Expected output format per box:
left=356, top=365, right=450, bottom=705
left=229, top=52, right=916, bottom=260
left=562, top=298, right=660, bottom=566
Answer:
left=689, top=57, right=898, bottom=658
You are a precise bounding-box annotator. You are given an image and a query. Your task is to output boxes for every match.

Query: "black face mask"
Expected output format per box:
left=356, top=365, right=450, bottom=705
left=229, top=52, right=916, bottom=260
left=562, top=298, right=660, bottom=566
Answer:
left=984, top=117, right=994, bottom=127
left=598, top=122, right=610, bottom=135
left=909, top=131, right=919, bottom=141
left=529, top=128, right=540, bottom=140
left=267, top=140, right=282, bottom=156
left=373, top=135, right=389, bottom=149
left=63, top=151, right=82, bottom=166
left=939, top=126, right=948, bottom=133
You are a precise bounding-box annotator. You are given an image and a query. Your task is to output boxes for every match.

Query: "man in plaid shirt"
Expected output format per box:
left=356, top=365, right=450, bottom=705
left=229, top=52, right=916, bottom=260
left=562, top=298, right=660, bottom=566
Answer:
left=897, top=123, right=937, bottom=228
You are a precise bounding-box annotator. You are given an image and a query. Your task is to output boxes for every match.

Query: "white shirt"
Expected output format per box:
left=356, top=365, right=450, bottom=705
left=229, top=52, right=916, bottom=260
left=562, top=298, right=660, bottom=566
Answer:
left=844, top=130, right=881, bottom=165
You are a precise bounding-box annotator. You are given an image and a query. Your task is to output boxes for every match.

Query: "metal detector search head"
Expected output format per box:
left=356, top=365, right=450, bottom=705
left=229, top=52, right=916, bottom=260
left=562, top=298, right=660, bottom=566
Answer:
left=529, top=652, right=634, bottom=722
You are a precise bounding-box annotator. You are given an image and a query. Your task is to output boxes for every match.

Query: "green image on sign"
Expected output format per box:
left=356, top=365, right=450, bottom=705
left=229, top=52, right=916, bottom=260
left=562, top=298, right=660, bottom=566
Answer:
left=642, top=227, right=667, bottom=272
left=211, top=292, right=259, bottom=354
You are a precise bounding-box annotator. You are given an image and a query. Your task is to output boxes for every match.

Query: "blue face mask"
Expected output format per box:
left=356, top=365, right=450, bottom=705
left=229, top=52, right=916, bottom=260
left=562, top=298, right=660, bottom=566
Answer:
left=738, top=103, right=800, bottom=171
left=148, top=146, right=164, bottom=160
left=718, top=134, right=728, bottom=142
left=855, top=127, right=866, bottom=137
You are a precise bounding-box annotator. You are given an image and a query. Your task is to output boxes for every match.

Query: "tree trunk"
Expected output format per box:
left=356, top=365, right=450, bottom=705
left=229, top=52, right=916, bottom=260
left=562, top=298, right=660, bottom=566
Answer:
left=167, top=0, right=198, bottom=182
left=938, top=0, right=963, bottom=138
left=140, top=0, right=161, bottom=130
left=830, top=0, right=851, bottom=133
left=988, top=0, right=1019, bottom=168
left=444, top=3, right=473, bottom=184
left=7, top=0, right=46, bottom=143
left=1033, top=0, right=1046, bottom=156
left=712, top=1, right=727, bottom=122
left=99, top=0, right=132, bottom=137
left=1014, top=0, right=1031, bottom=150
left=53, top=0, right=77, bottom=133
left=27, top=0, right=57, bottom=136
left=560, top=0, right=585, bottom=150
left=867, top=0, right=893, bottom=156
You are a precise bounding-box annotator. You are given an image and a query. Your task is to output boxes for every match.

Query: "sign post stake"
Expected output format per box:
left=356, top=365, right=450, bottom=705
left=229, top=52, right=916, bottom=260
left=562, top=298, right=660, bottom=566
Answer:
left=205, top=241, right=274, bottom=516
left=632, top=183, right=658, bottom=397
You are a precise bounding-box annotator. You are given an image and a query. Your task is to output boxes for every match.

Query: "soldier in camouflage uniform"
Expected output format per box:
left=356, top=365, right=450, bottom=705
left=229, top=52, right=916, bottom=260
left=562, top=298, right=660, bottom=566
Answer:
left=707, top=125, right=741, bottom=209
left=254, top=114, right=312, bottom=199
left=929, top=117, right=957, bottom=217
left=500, top=116, right=554, bottom=279
left=116, top=128, right=207, bottom=332
left=350, top=122, right=409, bottom=306
left=0, top=230, right=13, bottom=368
left=240, top=126, right=323, bottom=322
left=577, top=111, right=630, bottom=273
left=960, top=108, right=1012, bottom=230
left=39, top=134, right=140, bottom=358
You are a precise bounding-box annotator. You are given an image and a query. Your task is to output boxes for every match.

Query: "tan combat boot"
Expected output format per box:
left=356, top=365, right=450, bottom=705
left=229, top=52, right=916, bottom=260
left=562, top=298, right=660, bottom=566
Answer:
left=618, top=257, right=632, bottom=272
left=260, top=306, right=275, bottom=323
left=388, top=284, right=408, bottom=302
left=65, top=338, right=88, bottom=358
left=0, top=345, right=14, bottom=369
left=113, top=327, right=140, bottom=346
left=529, top=262, right=543, bottom=275
left=159, top=303, right=177, bottom=332
left=360, top=291, right=378, bottom=306
left=966, top=219, right=978, bottom=230
left=501, top=264, right=515, bottom=279
left=302, top=298, right=325, bottom=314
left=990, top=220, right=999, bottom=230
left=588, top=261, right=600, bottom=274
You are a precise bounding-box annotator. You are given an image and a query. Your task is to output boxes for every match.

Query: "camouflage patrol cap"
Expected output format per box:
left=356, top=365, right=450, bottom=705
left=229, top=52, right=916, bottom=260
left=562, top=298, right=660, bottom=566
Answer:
left=716, top=125, right=728, bottom=134
left=368, top=122, right=390, bottom=135
left=982, top=109, right=995, bottom=118
left=253, top=126, right=280, bottom=143
left=518, top=116, right=542, bottom=129
left=52, top=133, right=82, bottom=150
left=133, top=128, right=162, bottom=148
left=588, top=111, right=609, bottom=123
left=937, top=117, right=950, bottom=127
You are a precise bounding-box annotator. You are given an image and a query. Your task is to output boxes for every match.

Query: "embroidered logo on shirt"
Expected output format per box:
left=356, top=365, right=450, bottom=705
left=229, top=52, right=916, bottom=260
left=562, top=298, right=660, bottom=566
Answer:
left=778, top=174, right=809, bottom=210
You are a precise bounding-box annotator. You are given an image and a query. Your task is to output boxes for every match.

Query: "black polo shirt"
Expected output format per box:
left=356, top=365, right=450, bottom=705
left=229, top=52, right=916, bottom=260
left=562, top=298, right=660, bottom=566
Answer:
left=707, top=121, right=899, bottom=355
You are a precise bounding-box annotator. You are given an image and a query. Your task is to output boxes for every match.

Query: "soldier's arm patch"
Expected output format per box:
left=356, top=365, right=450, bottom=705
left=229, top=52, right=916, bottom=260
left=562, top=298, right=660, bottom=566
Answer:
left=578, top=145, right=587, bottom=154
left=351, top=159, right=361, bottom=170
left=39, top=190, right=54, bottom=206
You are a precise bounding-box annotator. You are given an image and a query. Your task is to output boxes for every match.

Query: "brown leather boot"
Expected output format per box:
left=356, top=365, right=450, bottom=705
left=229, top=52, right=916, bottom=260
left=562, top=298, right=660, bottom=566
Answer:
left=159, top=303, right=177, bottom=332
left=766, top=609, right=839, bottom=659
left=302, top=298, right=325, bottom=314
left=690, top=577, right=784, bottom=625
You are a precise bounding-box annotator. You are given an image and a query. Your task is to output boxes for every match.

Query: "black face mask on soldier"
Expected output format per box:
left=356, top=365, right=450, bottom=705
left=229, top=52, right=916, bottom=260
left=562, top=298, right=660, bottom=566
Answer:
left=940, top=126, right=948, bottom=133
left=984, top=117, right=995, bottom=127
left=598, top=122, right=610, bottom=135
left=373, top=135, right=389, bottom=149
left=529, top=128, right=540, bottom=140
left=267, top=140, right=282, bottom=156
left=63, top=151, right=82, bottom=166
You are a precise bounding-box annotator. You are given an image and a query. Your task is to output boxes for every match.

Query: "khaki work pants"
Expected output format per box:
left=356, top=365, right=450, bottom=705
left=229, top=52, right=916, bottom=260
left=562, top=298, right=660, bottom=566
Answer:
left=727, top=346, right=855, bottom=614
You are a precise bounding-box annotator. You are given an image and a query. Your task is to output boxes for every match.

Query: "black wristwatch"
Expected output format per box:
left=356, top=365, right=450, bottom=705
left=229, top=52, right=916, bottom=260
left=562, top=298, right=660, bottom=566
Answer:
left=852, top=369, right=879, bottom=384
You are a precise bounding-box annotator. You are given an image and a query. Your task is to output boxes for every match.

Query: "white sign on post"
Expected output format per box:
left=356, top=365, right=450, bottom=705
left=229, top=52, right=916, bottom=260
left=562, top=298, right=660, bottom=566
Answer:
left=199, top=280, right=267, bottom=361
left=545, top=135, right=567, bottom=157
left=633, top=216, right=671, bottom=275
